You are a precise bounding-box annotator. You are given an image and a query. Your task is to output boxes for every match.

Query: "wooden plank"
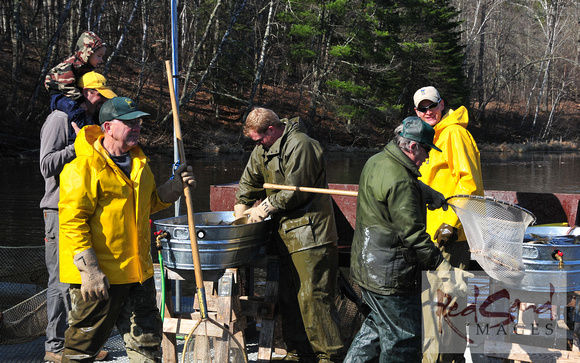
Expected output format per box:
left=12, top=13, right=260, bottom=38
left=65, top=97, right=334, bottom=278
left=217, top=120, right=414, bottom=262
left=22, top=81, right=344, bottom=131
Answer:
left=258, top=257, right=280, bottom=362
left=163, top=315, right=224, bottom=337
left=238, top=296, right=276, bottom=320
left=162, top=280, right=178, bottom=363
left=484, top=340, right=580, bottom=362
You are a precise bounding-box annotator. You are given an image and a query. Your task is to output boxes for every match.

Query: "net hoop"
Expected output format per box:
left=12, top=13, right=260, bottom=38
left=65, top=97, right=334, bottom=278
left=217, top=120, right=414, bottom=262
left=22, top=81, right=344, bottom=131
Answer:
left=447, top=194, right=536, bottom=225
left=446, top=194, right=536, bottom=285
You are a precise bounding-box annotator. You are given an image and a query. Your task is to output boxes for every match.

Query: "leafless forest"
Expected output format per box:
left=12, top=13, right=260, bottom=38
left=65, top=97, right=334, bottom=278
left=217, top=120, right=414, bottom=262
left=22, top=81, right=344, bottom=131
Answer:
left=1, top=0, right=579, bottom=152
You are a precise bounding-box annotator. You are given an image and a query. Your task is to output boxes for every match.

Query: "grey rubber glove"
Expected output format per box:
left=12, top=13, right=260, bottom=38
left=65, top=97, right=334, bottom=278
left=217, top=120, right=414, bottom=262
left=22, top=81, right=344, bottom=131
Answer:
left=434, top=223, right=459, bottom=247
left=74, top=248, right=110, bottom=302
left=418, top=181, right=448, bottom=211
left=157, top=164, right=196, bottom=203
left=245, top=198, right=278, bottom=223
left=433, top=259, right=474, bottom=297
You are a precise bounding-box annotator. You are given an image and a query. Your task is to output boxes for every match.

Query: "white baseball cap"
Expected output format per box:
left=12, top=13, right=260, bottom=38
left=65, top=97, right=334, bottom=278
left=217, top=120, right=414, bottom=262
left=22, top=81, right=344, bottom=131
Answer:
left=413, top=86, right=441, bottom=108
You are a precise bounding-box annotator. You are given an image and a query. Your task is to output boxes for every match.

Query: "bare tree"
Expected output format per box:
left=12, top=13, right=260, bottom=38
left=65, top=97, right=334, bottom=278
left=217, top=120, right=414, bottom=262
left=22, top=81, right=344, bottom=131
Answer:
left=245, top=0, right=277, bottom=118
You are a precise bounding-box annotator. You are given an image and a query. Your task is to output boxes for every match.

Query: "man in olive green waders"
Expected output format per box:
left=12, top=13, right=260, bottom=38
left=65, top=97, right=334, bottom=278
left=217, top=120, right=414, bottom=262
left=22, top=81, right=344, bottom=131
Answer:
left=234, top=107, right=343, bottom=362
left=346, top=117, right=473, bottom=362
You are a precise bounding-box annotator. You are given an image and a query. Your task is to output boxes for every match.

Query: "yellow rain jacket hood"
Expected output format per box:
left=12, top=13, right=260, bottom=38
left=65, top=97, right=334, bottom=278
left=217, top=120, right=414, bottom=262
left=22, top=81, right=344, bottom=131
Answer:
left=59, top=125, right=171, bottom=284
left=419, top=106, right=484, bottom=242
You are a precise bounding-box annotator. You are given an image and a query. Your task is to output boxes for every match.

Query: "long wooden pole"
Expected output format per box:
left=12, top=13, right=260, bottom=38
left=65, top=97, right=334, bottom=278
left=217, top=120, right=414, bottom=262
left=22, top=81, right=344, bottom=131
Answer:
left=263, top=183, right=358, bottom=197
left=164, top=60, right=208, bottom=318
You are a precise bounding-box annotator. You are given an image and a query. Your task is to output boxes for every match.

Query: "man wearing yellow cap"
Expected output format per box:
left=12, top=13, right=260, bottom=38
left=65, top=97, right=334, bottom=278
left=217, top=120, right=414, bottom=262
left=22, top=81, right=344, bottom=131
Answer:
left=40, top=71, right=116, bottom=363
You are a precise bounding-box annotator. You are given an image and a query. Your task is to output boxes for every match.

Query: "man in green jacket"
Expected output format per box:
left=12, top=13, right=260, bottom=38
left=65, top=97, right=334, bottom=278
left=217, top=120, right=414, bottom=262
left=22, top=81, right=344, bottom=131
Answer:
left=346, top=117, right=472, bottom=362
left=234, top=107, right=343, bottom=362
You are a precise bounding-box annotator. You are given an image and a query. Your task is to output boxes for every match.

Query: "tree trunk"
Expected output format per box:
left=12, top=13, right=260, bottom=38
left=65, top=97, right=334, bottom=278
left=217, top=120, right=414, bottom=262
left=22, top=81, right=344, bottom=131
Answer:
left=245, top=0, right=277, bottom=120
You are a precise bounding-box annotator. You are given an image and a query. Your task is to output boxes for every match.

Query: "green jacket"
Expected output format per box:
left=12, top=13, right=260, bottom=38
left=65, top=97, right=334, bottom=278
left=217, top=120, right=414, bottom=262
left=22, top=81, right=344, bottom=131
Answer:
left=236, top=117, right=338, bottom=254
left=350, top=140, right=444, bottom=295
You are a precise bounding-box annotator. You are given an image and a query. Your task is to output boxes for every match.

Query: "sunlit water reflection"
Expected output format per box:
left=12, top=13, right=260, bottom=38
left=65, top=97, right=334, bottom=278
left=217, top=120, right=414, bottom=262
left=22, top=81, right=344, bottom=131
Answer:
left=2, top=150, right=579, bottom=247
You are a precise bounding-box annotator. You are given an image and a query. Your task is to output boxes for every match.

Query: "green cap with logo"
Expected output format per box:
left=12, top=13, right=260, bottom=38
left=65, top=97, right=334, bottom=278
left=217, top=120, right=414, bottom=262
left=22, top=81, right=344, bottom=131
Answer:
left=99, top=97, right=150, bottom=125
left=399, top=116, right=442, bottom=152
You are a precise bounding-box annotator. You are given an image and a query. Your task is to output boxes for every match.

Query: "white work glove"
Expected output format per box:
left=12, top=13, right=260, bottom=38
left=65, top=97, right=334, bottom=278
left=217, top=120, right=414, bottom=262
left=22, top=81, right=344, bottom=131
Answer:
left=246, top=198, right=278, bottom=223
left=157, top=164, right=196, bottom=203
left=73, top=248, right=110, bottom=302
left=418, top=181, right=448, bottom=211
left=234, top=204, right=250, bottom=219
left=432, top=259, right=474, bottom=297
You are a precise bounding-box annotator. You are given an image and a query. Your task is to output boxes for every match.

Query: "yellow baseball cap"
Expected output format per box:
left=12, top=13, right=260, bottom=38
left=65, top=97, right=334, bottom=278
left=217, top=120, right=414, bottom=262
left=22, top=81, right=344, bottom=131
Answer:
left=77, top=72, right=117, bottom=99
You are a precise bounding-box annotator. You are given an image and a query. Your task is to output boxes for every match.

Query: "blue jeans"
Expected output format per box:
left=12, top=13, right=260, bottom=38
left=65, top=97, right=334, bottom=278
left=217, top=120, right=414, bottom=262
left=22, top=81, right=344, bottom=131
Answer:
left=44, top=210, right=71, bottom=353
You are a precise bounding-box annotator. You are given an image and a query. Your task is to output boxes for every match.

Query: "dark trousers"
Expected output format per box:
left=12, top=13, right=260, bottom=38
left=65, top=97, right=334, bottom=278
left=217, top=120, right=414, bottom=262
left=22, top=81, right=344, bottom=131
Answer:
left=62, top=278, right=162, bottom=363
left=345, top=288, right=422, bottom=363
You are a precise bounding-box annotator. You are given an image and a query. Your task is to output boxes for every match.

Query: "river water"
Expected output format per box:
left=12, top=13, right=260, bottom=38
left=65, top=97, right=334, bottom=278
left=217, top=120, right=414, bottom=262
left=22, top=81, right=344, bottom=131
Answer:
left=2, top=150, right=580, bottom=248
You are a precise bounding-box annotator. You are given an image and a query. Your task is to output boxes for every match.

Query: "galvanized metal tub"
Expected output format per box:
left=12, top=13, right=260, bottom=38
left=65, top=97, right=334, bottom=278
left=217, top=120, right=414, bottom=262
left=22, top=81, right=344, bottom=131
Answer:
left=153, top=212, right=271, bottom=270
left=518, top=226, right=580, bottom=292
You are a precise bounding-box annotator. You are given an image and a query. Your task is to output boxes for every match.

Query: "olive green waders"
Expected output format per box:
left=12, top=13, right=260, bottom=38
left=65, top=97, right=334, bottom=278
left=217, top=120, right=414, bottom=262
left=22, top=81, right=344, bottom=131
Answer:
left=62, top=278, right=162, bottom=363
left=278, top=243, right=344, bottom=362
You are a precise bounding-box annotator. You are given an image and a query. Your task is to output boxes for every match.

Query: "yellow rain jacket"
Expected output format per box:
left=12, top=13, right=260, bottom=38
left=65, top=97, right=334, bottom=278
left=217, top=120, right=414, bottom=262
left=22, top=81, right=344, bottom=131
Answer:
left=419, top=106, right=484, bottom=242
left=59, top=125, right=171, bottom=284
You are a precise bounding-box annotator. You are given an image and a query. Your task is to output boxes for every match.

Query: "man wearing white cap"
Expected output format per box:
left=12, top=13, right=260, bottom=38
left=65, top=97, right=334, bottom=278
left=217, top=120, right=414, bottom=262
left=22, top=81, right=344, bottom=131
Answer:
left=414, top=86, right=484, bottom=363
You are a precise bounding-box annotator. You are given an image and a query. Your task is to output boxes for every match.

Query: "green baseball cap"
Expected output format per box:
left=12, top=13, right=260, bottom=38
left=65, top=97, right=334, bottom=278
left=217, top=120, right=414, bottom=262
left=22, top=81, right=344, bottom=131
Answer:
left=99, top=97, right=150, bottom=124
left=399, top=116, right=442, bottom=152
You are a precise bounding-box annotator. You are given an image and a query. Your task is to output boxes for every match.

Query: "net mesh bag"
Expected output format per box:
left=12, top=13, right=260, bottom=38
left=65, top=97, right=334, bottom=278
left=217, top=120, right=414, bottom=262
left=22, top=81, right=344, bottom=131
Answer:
left=447, top=195, right=536, bottom=285
left=0, top=245, right=48, bottom=344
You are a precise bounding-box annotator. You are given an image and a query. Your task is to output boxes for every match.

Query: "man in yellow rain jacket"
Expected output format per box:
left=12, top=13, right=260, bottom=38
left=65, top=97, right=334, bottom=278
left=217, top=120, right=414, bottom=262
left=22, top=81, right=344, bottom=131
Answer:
left=59, top=96, right=195, bottom=362
left=414, top=86, right=484, bottom=363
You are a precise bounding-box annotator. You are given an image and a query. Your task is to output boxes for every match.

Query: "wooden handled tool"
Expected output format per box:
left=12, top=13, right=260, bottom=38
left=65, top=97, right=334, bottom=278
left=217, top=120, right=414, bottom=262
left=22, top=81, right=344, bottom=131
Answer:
left=263, top=183, right=358, bottom=197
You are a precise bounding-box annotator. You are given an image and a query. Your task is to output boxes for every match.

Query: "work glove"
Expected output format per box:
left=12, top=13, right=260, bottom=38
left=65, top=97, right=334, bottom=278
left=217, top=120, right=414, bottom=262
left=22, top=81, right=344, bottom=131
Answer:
left=246, top=198, right=278, bottom=223
left=157, top=164, right=196, bottom=203
left=434, top=223, right=459, bottom=247
left=73, top=248, right=110, bottom=302
left=418, top=181, right=448, bottom=211
left=432, top=259, right=474, bottom=298
left=234, top=204, right=250, bottom=219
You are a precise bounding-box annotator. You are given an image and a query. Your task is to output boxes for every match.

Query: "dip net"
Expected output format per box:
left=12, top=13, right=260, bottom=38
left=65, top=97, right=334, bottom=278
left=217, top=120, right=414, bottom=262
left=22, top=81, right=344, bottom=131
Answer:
left=447, top=195, right=536, bottom=285
left=0, top=245, right=48, bottom=344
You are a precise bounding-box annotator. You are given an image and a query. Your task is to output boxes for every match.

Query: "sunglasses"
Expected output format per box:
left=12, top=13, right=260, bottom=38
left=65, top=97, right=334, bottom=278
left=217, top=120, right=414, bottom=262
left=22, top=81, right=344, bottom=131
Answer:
left=111, top=119, right=143, bottom=128
left=419, top=144, right=431, bottom=153
left=416, top=99, right=441, bottom=113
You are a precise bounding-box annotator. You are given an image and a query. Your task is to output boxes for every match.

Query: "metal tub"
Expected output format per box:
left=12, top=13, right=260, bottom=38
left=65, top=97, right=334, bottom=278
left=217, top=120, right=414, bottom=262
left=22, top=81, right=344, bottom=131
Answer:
left=518, top=226, right=580, bottom=292
left=153, top=212, right=271, bottom=270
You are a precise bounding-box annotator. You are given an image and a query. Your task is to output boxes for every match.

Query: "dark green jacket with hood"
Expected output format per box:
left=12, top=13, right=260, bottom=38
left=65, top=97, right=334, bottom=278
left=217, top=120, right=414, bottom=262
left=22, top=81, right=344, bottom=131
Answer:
left=350, top=140, right=445, bottom=295
left=236, top=117, right=338, bottom=255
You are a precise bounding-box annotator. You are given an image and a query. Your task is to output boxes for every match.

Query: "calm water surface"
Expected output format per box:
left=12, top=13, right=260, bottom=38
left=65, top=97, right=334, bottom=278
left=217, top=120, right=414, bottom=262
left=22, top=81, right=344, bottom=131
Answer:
left=2, top=150, right=580, bottom=247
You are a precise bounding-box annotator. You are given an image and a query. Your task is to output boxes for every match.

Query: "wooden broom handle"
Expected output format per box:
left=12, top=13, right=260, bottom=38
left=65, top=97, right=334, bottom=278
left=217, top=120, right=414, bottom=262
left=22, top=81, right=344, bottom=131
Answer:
left=164, top=61, right=205, bottom=291
left=263, top=183, right=358, bottom=197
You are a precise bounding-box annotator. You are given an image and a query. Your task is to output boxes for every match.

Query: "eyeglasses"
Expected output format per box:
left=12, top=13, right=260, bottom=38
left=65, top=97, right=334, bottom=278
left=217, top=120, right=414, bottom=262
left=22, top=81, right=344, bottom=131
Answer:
left=416, top=99, right=441, bottom=113
left=111, top=119, right=142, bottom=128
left=419, top=144, right=431, bottom=153
left=255, top=135, right=265, bottom=145
left=254, top=128, right=271, bottom=145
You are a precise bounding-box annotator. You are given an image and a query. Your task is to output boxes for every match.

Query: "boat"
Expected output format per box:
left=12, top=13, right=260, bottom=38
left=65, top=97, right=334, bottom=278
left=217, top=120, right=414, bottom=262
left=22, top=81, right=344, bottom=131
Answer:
left=209, top=183, right=580, bottom=270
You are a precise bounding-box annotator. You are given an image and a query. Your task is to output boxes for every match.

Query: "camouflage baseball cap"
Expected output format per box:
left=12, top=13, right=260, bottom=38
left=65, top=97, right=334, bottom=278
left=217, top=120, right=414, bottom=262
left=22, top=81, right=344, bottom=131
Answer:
left=77, top=72, right=117, bottom=99
left=99, top=97, right=150, bottom=124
